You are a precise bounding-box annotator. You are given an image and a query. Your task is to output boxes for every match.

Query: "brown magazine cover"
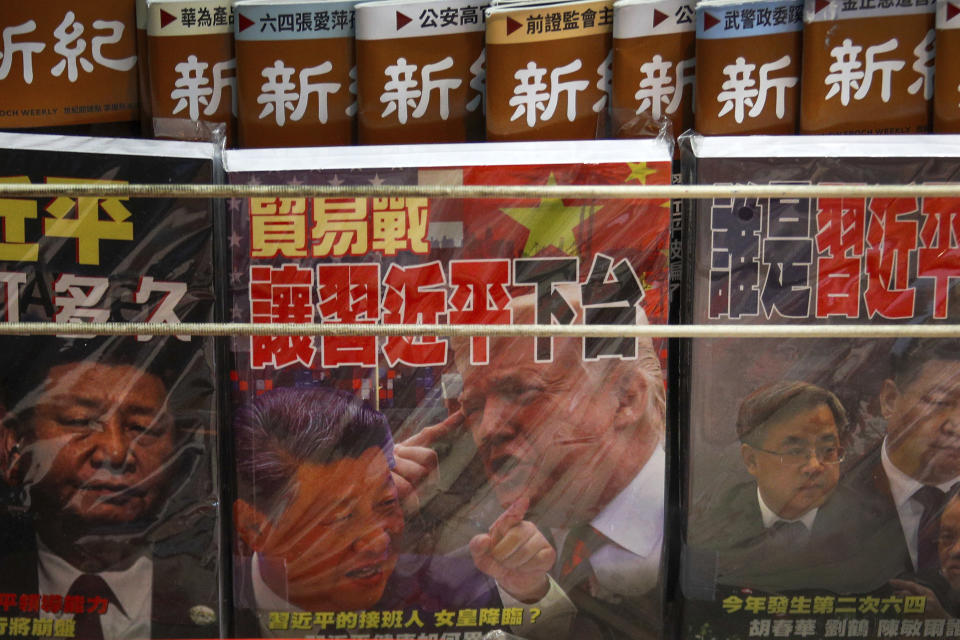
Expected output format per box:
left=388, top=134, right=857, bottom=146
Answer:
left=935, top=0, right=960, bottom=132
left=694, top=0, right=802, bottom=135
left=611, top=0, right=695, bottom=140
left=234, top=0, right=359, bottom=148
left=355, top=0, right=488, bottom=144
left=800, top=0, right=934, bottom=134
left=146, top=0, right=237, bottom=144
left=485, top=0, right=613, bottom=141
left=0, top=2, right=138, bottom=130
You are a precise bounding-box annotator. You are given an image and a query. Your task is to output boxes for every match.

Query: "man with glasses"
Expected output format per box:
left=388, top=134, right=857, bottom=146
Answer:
left=693, top=380, right=864, bottom=591
left=737, top=381, right=847, bottom=528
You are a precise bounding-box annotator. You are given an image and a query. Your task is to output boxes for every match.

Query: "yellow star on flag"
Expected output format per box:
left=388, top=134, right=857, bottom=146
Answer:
left=501, top=174, right=599, bottom=256
left=626, top=162, right=658, bottom=185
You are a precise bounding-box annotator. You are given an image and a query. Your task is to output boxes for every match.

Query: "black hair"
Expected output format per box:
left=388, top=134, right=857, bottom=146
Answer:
left=737, top=380, right=848, bottom=445
left=1, top=334, right=200, bottom=437
left=234, top=386, right=394, bottom=511
left=890, top=338, right=960, bottom=389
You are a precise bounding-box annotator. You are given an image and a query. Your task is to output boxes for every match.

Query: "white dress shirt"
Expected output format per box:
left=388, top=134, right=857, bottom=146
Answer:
left=757, top=487, right=819, bottom=531
left=881, top=438, right=960, bottom=570
left=250, top=554, right=315, bottom=639
left=540, top=445, right=665, bottom=603
left=252, top=553, right=298, bottom=613
left=37, top=537, right=152, bottom=640
left=589, top=444, right=665, bottom=599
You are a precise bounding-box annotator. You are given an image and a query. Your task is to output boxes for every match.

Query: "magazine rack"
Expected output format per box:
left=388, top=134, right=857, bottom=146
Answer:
left=0, top=179, right=956, bottom=341
left=2, top=178, right=959, bottom=640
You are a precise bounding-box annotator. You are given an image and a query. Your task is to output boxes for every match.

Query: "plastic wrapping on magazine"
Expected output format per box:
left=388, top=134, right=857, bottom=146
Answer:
left=680, top=137, right=960, bottom=640
left=153, top=117, right=230, bottom=147
left=657, top=122, right=677, bottom=161
left=0, top=132, right=223, bottom=638
left=688, top=133, right=960, bottom=160
left=609, top=107, right=677, bottom=148
left=225, top=141, right=671, bottom=640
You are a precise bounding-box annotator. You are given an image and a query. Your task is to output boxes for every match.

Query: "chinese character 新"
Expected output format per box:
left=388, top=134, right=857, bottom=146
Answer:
left=171, top=54, right=237, bottom=121
left=634, top=55, right=695, bottom=121
left=717, top=55, right=797, bottom=123
left=510, top=59, right=589, bottom=127
left=381, top=56, right=463, bottom=124
left=258, top=59, right=342, bottom=126
left=824, top=37, right=905, bottom=105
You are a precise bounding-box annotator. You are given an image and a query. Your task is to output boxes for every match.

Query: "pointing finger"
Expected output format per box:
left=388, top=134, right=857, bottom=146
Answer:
left=489, top=496, right=529, bottom=542
left=403, top=410, right=465, bottom=448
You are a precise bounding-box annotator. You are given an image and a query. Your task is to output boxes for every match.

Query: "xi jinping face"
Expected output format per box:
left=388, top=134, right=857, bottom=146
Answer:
left=20, top=362, right=176, bottom=532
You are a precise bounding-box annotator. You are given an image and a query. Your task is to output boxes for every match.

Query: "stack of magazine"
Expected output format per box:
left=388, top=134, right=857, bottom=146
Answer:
left=1, top=130, right=960, bottom=640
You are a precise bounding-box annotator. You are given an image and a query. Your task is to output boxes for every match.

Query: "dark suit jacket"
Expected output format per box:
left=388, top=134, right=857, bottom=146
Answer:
left=0, top=514, right=221, bottom=639
left=233, top=552, right=501, bottom=637
left=840, top=444, right=917, bottom=581
left=689, top=478, right=910, bottom=594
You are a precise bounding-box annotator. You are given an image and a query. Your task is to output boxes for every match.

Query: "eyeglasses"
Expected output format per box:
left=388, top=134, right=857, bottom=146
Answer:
left=749, top=444, right=846, bottom=466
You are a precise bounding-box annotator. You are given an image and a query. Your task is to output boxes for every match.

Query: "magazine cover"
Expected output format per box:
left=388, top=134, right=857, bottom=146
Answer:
left=800, top=0, right=934, bottom=134
left=934, top=0, right=960, bottom=133
left=355, top=0, right=488, bottom=144
left=234, top=0, right=359, bottom=148
left=223, top=139, right=671, bottom=640
left=611, top=0, right=695, bottom=141
left=484, top=0, right=613, bottom=141
left=680, top=134, right=960, bottom=639
left=0, top=133, right=224, bottom=638
left=146, top=0, right=237, bottom=144
left=0, top=2, right=139, bottom=131
left=693, top=0, right=803, bottom=135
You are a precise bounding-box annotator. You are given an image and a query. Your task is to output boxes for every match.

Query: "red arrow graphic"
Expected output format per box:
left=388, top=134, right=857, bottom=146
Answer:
left=160, top=8, right=177, bottom=28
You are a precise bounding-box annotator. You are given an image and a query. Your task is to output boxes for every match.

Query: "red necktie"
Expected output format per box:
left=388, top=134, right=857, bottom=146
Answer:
left=559, top=525, right=607, bottom=587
